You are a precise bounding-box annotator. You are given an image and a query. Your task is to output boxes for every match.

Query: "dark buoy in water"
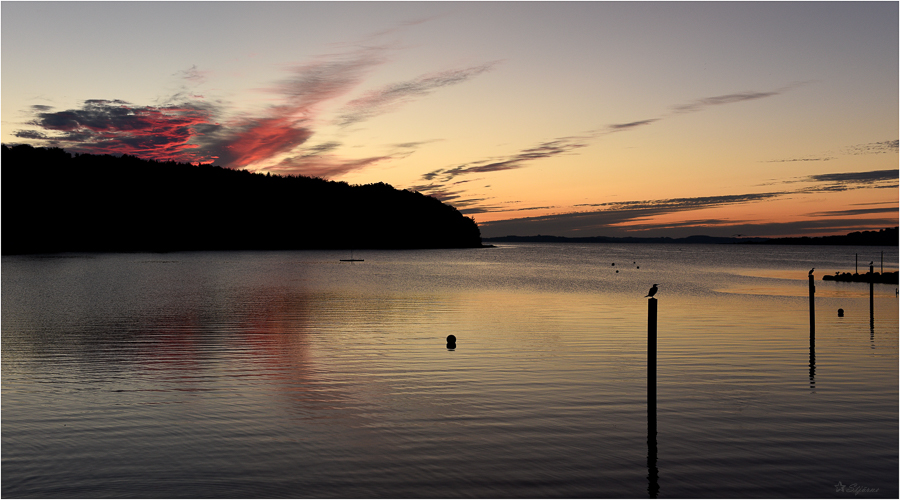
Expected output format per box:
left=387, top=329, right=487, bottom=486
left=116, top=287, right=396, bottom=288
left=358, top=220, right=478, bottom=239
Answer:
left=838, top=308, right=844, bottom=317
left=446, top=334, right=457, bottom=350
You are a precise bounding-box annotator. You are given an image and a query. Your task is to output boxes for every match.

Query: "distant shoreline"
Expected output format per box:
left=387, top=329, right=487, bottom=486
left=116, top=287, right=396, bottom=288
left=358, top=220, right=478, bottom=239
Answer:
left=483, top=228, right=898, bottom=246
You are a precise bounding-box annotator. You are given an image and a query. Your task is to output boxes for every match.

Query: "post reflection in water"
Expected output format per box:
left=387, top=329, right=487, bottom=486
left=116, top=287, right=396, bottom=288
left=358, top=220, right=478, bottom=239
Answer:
left=870, top=280, right=875, bottom=345
left=647, top=297, right=659, bottom=498
left=647, top=401, right=659, bottom=498
left=809, top=326, right=816, bottom=391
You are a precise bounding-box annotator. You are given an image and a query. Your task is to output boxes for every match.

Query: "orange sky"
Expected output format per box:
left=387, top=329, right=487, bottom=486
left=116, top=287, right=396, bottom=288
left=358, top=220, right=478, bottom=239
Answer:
left=2, top=2, right=897, bottom=238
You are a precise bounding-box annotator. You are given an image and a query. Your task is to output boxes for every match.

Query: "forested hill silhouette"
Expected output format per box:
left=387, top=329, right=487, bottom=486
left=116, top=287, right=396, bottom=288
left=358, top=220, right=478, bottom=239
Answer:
left=2, top=145, right=484, bottom=254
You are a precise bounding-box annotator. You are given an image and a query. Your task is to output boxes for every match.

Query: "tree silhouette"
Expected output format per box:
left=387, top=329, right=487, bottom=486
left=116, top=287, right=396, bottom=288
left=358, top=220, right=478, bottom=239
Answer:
left=2, top=144, right=485, bottom=254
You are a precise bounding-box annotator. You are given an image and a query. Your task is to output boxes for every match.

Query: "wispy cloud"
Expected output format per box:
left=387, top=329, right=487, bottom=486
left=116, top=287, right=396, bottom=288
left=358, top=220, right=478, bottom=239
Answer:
left=479, top=191, right=785, bottom=236
left=479, top=186, right=896, bottom=238
left=413, top=83, right=806, bottom=206
left=789, top=168, right=899, bottom=193
left=193, top=45, right=392, bottom=168
left=764, top=139, right=897, bottom=164
left=575, top=192, right=785, bottom=211
left=844, top=139, right=899, bottom=155
left=11, top=24, right=495, bottom=179
left=409, top=185, right=492, bottom=214
left=764, top=156, right=836, bottom=163
left=13, top=49, right=383, bottom=167
left=478, top=167, right=898, bottom=237
left=13, top=130, right=49, bottom=140
left=806, top=169, right=898, bottom=184
left=809, top=206, right=898, bottom=217
left=671, top=82, right=808, bottom=114
left=672, top=90, right=781, bottom=114
left=392, top=139, right=442, bottom=150
left=177, top=65, right=211, bottom=85
left=422, top=135, right=591, bottom=184
left=606, top=119, right=658, bottom=131
left=270, top=46, right=388, bottom=111
left=266, top=154, right=390, bottom=179
left=337, top=61, right=499, bottom=127
left=411, top=135, right=591, bottom=202
left=591, top=217, right=897, bottom=239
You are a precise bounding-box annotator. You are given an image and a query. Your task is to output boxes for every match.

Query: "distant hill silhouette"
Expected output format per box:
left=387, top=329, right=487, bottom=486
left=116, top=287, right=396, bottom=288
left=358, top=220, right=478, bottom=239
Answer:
left=2, top=144, right=484, bottom=254
left=485, top=227, right=898, bottom=246
left=758, top=227, right=897, bottom=246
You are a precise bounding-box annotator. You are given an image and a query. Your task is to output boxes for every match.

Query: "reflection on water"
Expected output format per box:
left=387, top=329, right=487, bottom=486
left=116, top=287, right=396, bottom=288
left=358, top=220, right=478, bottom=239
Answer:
left=809, top=324, right=817, bottom=391
left=2, top=244, right=898, bottom=498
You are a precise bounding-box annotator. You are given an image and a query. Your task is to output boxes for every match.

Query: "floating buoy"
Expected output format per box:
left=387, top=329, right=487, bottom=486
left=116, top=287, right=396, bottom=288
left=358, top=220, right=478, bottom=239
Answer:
left=837, top=308, right=844, bottom=317
left=446, top=334, right=457, bottom=350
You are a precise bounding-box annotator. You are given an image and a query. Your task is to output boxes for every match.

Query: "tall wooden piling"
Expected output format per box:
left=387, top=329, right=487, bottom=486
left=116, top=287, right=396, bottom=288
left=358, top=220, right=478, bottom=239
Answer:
left=808, top=273, right=815, bottom=337
left=869, top=263, right=875, bottom=333
left=808, top=272, right=816, bottom=389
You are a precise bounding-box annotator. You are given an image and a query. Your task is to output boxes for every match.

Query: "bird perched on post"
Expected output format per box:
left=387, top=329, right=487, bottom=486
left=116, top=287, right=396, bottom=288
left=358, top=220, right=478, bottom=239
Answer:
left=646, top=284, right=659, bottom=298
left=809, top=268, right=814, bottom=276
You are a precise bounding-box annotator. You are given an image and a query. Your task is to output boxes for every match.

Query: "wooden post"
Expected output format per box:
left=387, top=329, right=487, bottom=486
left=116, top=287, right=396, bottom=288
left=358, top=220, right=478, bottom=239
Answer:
left=869, top=263, right=875, bottom=333
left=647, top=297, right=659, bottom=498
left=808, top=272, right=816, bottom=389
left=808, top=274, right=815, bottom=337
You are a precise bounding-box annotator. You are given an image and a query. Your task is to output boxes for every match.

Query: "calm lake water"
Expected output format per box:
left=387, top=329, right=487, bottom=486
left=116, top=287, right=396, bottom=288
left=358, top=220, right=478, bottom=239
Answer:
left=2, top=244, right=897, bottom=498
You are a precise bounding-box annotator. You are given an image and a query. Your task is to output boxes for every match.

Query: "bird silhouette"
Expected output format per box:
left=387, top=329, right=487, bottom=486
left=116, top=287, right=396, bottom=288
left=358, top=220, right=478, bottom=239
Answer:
left=646, top=284, right=659, bottom=298
left=809, top=268, right=814, bottom=276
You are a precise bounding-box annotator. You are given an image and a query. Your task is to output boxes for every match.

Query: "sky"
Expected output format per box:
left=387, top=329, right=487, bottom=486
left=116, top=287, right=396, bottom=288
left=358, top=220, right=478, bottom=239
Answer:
left=2, top=1, right=897, bottom=238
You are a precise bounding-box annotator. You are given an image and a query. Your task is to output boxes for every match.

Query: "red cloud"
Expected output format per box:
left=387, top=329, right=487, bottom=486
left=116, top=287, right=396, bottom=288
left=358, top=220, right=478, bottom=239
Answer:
left=23, top=100, right=216, bottom=163
left=14, top=42, right=496, bottom=180
left=215, top=115, right=314, bottom=168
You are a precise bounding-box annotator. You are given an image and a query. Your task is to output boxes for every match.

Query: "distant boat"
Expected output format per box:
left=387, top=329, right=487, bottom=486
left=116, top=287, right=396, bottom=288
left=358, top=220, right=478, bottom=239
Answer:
left=340, top=250, right=364, bottom=262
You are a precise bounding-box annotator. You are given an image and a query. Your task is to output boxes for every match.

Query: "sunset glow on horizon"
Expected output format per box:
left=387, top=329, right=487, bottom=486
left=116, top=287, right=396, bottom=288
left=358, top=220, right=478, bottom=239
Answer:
left=3, top=2, right=897, bottom=238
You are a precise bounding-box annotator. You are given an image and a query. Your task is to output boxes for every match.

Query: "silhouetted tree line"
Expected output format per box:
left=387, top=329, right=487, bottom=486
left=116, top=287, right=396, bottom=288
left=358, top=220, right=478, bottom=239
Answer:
left=2, top=144, right=484, bottom=254
left=485, top=228, right=898, bottom=246
left=760, top=227, right=898, bottom=246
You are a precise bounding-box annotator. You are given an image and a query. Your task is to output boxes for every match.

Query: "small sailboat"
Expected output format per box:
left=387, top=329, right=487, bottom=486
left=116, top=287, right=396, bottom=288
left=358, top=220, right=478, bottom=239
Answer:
left=340, top=250, right=364, bottom=262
